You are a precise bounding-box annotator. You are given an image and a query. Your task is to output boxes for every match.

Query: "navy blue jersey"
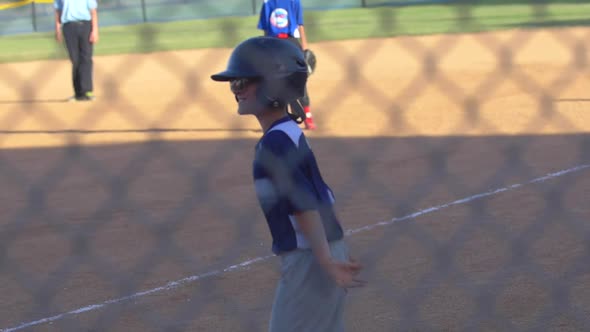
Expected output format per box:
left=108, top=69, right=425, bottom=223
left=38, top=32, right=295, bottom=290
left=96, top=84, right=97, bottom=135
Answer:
left=253, top=117, right=344, bottom=255
left=257, top=0, right=304, bottom=38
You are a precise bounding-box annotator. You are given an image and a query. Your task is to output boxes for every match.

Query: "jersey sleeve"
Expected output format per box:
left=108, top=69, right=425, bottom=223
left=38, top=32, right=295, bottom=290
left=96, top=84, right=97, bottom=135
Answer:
left=257, top=3, right=269, bottom=31
left=258, top=132, right=318, bottom=213
left=295, top=0, right=304, bottom=26
left=54, top=0, right=63, bottom=10
left=88, top=0, right=97, bottom=10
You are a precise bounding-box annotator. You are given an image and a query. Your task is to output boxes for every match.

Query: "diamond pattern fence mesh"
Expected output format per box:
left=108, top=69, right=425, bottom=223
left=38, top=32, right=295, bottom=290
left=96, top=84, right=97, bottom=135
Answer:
left=0, top=1, right=590, bottom=331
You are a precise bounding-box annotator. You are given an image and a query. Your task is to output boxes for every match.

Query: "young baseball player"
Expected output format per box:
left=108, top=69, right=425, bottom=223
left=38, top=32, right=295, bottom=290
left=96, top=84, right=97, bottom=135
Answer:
left=257, top=0, right=317, bottom=130
left=211, top=37, right=365, bottom=331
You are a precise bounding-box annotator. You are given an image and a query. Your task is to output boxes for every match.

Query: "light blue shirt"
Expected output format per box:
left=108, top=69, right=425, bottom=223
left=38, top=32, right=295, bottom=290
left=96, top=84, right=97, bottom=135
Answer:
left=54, top=0, right=97, bottom=24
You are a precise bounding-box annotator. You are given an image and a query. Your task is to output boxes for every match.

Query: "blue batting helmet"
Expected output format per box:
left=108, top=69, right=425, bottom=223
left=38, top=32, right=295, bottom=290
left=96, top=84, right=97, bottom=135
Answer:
left=211, top=36, right=308, bottom=108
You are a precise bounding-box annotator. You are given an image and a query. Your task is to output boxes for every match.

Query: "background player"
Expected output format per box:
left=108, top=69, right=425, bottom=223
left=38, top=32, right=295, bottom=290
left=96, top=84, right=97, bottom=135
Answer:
left=257, top=0, right=316, bottom=130
left=54, top=0, right=99, bottom=101
left=211, top=37, right=365, bottom=331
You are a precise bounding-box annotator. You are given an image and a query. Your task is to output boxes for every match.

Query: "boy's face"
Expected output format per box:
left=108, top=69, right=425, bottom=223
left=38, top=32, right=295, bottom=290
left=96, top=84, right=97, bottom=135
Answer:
left=230, top=78, right=261, bottom=116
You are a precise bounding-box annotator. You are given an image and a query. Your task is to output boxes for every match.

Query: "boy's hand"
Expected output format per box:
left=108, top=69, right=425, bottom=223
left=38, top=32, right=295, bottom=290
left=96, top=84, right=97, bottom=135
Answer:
left=321, top=257, right=366, bottom=288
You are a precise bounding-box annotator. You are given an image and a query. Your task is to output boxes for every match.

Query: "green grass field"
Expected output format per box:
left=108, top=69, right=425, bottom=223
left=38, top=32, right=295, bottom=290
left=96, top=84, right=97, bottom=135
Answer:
left=1, top=1, right=589, bottom=63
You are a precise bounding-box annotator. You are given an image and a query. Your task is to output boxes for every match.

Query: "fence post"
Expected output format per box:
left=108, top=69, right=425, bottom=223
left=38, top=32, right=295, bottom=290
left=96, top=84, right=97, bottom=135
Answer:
left=141, top=0, right=147, bottom=22
left=251, top=0, right=257, bottom=15
left=31, top=1, right=38, bottom=32
left=361, top=0, right=367, bottom=7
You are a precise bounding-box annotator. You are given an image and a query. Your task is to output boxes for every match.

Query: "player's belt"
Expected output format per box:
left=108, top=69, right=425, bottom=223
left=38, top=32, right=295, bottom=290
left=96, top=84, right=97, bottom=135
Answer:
left=64, top=20, right=91, bottom=24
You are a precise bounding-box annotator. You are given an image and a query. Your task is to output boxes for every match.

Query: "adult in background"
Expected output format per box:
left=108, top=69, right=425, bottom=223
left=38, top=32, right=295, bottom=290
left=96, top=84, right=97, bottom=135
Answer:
left=54, top=0, right=99, bottom=101
left=258, top=0, right=317, bottom=130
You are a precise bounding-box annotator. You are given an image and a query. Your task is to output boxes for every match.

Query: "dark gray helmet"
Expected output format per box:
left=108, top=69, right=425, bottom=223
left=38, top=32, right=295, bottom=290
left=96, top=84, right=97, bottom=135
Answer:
left=211, top=36, right=308, bottom=109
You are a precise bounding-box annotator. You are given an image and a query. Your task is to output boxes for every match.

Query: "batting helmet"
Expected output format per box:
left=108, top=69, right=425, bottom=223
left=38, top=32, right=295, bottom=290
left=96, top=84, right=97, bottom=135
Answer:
left=211, top=36, right=308, bottom=109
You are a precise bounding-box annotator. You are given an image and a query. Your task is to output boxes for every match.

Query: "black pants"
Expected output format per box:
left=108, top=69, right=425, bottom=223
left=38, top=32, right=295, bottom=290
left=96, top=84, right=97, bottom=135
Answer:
left=63, top=21, right=93, bottom=97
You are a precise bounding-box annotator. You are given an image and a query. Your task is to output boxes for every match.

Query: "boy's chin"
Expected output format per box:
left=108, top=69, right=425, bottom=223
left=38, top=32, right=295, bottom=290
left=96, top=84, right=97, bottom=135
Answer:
left=237, top=107, right=252, bottom=115
left=237, top=104, right=260, bottom=116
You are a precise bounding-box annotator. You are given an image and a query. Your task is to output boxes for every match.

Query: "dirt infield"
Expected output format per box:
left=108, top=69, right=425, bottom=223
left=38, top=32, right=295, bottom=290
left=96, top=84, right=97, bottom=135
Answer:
left=0, top=27, right=589, bottom=331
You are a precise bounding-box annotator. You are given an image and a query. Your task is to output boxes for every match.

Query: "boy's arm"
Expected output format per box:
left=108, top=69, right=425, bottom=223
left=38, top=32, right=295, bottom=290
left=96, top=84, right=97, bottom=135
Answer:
left=298, top=25, right=308, bottom=50
left=294, top=210, right=365, bottom=288
left=294, top=210, right=332, bottom=263
left=295, top=0, right=308, bottom=50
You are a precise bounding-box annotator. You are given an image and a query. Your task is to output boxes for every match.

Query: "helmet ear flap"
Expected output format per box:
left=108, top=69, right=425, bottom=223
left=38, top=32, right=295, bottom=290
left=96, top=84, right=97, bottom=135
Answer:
left=258, top=71, right=308, bottom=108
left=256, top=83, right=286, bottom=109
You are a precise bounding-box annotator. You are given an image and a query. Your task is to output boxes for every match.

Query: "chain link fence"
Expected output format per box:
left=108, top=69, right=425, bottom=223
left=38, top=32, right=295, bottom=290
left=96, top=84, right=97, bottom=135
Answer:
left=1, top=1, right=590, bottom=331
left=0, top=0, right=452, bottom=35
